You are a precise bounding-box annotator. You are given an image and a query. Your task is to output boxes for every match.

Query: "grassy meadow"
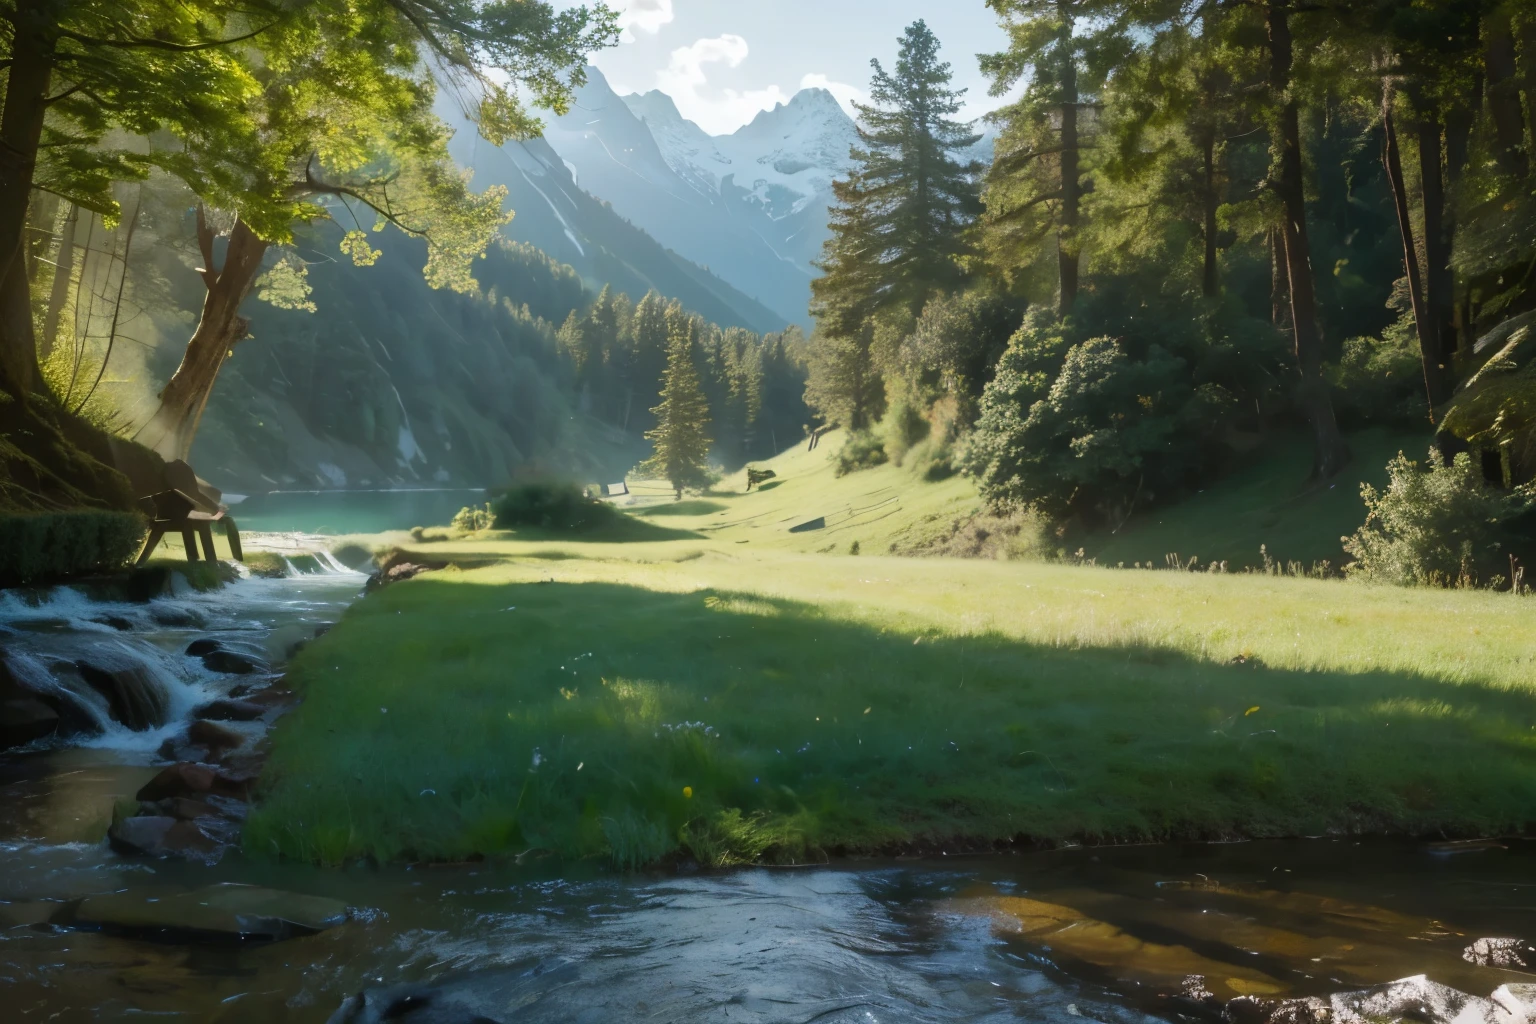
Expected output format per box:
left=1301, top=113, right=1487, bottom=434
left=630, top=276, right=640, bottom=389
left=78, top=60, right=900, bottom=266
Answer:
left=246, top=436, right=1536, bottom=867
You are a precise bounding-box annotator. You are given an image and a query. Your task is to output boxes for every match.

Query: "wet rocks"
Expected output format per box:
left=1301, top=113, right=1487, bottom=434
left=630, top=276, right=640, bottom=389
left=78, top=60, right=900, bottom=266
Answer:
left=136, top=761, right=253, bottom=803
left=0, top=693, right=59, bottom=748
left=193, top=697, right=266, bottom=721
left=75, top=659, right=170, bottom=731
left=187, top=718, right=245, bottom=756
left=68, top=883, right=349, bottom=941
left=1220, top=976, right=1533, bottom=1024
left=366, top=552, right=448, bottom=591
left=1465, top=937, right=1536, bottom=969
left=185, top=639, right=267, bottom=675
left=107, top=815, right=226, bottom=863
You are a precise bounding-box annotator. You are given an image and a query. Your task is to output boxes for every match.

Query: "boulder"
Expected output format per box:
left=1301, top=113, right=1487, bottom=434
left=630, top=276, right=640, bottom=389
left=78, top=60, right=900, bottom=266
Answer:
left=187, top=719, right=244, bottom=755
left=136, top=762, right=252, bottom=802
left=107, top=815, right=224, bottom=863
left=1465, top=937, right=1536, bottom=969
left=193, top=698, right=266, bottom=721
left=70, top=883, right=348, bottom=941
left=0, top=695, right=59, bottom=748
left=75, top=659, right=170, bottom=731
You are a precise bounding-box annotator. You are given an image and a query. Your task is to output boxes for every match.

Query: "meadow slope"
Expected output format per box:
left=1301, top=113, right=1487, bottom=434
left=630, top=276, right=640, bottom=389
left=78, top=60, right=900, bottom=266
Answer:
left=247, top=439, right=1536, bottom=867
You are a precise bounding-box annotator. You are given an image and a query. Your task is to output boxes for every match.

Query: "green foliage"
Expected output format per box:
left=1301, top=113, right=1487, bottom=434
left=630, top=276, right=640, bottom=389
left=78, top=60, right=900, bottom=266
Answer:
left=637, top=322, right=715, bottom=498
left=451, top=503, right=495, bottom=533
left=1344, top=450, right=1535, bottom=588
left=833, top=430, right=890, bottom=477
left=965, top=330, right=1236, bottom=523
left=492, top=483, right=621, bottom=534
left=808, top=20, right=981, bottom=430
left=1328, top=312, right=1430, bottom=427
left=0, top=511, right=146, bottom=586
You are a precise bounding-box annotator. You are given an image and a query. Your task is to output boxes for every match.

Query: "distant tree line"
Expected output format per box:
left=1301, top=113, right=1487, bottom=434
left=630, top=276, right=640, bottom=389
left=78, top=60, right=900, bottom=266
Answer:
left=806, top=5, right=1536, bottom=531
left=557, top=286, right=810, bottom=471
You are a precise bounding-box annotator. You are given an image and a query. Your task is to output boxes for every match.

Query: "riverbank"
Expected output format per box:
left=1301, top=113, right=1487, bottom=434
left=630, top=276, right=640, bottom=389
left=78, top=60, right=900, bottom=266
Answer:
left=250, top=527, right=1536, bottom=867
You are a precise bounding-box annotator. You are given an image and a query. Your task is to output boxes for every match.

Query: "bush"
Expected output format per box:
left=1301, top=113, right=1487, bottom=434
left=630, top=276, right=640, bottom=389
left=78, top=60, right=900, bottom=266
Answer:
left=963, top=334, right=1235, bottom=524
left=0, top=510, right=146, bottom=586
left=492, top=481, right=623, bottom=533
left=1328, top=313, right=1429, bottom=427
left=1343, top=449, right=1536, bottom=588
left=833, top=430, right=889, bottom=477
left=451, top=503, right=495, bottom=532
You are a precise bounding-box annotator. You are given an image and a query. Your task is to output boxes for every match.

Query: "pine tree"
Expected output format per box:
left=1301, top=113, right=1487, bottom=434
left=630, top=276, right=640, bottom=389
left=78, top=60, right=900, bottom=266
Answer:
left=813, top=21, right=982, bottom=326
left=639, top=317, right=713, bottom=500
left=807, top=20, right=982, bottom=429
left=981, top=0, right=1126, bottom=315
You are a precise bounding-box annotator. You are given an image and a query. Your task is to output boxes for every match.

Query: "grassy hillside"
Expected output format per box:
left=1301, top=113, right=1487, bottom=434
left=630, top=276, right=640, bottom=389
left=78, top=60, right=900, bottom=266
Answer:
left=247, top=445, right=1536, bottom=867
left=1078, top=427, right=1425, bottom=570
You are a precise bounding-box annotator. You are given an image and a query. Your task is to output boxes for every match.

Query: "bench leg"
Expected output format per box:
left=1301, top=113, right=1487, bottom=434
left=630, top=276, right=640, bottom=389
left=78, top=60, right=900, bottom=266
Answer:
left=223, top=518, right=244, bottom=562
left=136, top=528, right=166, bottom=566
left=182, top=530, right=200, bottom=562
left=199, top=524, right=218, bottom=562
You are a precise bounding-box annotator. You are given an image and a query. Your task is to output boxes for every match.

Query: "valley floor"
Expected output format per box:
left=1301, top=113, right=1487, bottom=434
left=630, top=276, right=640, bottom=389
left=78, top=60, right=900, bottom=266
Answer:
left=248, top=442, right=1536, bottom=867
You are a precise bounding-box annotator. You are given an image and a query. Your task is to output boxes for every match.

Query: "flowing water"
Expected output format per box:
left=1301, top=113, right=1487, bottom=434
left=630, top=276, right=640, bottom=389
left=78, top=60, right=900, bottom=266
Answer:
left=0, top=529, right=1533, bottom=1022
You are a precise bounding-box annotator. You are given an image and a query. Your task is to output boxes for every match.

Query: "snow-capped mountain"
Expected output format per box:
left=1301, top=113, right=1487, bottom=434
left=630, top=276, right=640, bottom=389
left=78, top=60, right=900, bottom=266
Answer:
left=627, top=86, right=860, bottom=225
left=448, top=66, right=994, bottom=330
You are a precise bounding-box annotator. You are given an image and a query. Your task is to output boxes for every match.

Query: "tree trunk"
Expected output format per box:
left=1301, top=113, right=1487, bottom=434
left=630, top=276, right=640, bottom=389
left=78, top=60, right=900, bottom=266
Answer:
left=1057, top=0, right=1080, bottom=316
left=1268, top=1, right=1349, bottom=479
left=0, top=0, right=58, bottom=402
left=40, top=204, right=80, bottom=362
left=26, top=192, right=59, bottom=284
left=1201, top=127, right=1219, bottom=298
left=137, top=212, right=267, bottom=461
left=1270, top=227, right=1290, bottom=329
left=1381, top=86, right=1442, bottom=417
left=1414, top=116, right=1457, bottom=395
left=1484, top=12, right=1529, bottom=178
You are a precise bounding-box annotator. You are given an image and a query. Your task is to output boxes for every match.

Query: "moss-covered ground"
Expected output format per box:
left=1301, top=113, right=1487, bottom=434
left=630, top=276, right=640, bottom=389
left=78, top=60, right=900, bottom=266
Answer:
left=247, top=433, right=1536, bottom=867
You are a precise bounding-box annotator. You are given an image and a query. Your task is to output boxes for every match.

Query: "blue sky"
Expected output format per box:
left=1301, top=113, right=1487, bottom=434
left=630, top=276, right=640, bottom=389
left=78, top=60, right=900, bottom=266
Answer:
left=562, top=0, right=1010, bottom=135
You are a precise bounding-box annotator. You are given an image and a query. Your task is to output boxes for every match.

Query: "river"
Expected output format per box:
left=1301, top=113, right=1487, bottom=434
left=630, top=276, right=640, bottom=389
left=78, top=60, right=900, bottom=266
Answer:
left=0, top=516, right=1532, bottom=1023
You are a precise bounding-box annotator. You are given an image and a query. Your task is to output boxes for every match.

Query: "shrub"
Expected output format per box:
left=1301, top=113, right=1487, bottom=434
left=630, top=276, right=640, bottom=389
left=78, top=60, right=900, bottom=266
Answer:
left=833, top=430, right=889, bottom=477
left=963, top=335, right=1235, bottom=524
left=0, top=510, right=146, bottom=586
left=451, top=503, right=495, bottom=532
left=1343, top=449, right=1536, bottom=587
left=1328, top=313, right=1429, bottom=427
left=492, top=481, right=623, bottom=533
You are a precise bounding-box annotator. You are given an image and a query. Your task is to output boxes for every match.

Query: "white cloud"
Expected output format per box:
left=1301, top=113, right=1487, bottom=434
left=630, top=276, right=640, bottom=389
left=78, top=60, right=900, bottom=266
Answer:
left=655, top=35, right=796, bottom=135
left=615, top=0, right=673, bottom=40
left=799, top=73, right=867, bottom=116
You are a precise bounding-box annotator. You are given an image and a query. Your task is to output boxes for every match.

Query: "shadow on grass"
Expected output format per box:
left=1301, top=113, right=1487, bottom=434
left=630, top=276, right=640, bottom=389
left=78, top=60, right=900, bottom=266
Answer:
left=636, top=500, right=728, bottom=518
left=256, top=578, right=1536, bottom=867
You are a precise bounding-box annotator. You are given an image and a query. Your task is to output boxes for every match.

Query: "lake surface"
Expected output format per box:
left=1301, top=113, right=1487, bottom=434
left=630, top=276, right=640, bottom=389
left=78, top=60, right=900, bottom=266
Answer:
left=227, top=489, right=487, bottom=535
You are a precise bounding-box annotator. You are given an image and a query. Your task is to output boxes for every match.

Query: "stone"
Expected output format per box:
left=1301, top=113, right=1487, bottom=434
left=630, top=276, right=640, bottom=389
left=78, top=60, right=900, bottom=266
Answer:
left=156, top=736, right=210, bottom=763
left=1465, top=937, right=1536, bottom=969
left=0, top=695, right=59, bottom=749
left=136, top=762, right=252, bottom=802
left=71, top=884, right=349, bottom=941
left=75, top=659, right=171, bottom=731
left=185, top=639, right=220, bottom=657
left=201, top=649, right=266, bottom=675
left=92, top=615, right=135, bottom=631
left=107, top=815, right=223, bottom=863
left=193, top=698, right=266, bottom=721
left=188, top=719, right=244, bottom=755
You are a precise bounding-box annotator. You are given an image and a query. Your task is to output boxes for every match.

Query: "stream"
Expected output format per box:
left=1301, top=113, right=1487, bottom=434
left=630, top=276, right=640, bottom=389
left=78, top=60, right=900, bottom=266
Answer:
left=1, top=533, right=1533, bottom=1022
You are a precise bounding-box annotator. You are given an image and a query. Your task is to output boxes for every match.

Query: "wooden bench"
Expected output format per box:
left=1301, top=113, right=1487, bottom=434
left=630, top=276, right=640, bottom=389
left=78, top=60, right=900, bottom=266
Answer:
left=136, top=488, right=244, bottom=566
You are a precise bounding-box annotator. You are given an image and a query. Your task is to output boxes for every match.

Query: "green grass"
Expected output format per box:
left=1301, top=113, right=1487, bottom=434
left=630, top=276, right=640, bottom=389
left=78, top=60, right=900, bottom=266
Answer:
left=249, top=519, right=1536, bottom=867
left=1079, top=427, right=1424, bottom=570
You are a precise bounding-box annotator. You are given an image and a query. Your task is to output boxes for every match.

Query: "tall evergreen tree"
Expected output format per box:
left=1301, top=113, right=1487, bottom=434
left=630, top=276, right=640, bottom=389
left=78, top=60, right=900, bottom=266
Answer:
left=807, top=20, right=981, bottom=428
left=639, top=317, right=713, bottom=500
left=981, top=0, right=1126, bottom=315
